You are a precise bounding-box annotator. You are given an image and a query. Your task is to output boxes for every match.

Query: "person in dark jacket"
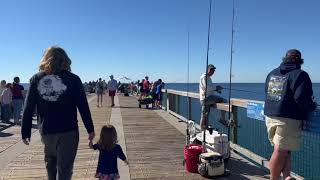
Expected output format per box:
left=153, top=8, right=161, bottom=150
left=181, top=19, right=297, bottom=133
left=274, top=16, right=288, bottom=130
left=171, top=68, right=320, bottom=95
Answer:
left=264, top=49, right=317, bottom=180
left=12, top=76, right=24, bottom=125
left=21, top=46, right=95, bottom=180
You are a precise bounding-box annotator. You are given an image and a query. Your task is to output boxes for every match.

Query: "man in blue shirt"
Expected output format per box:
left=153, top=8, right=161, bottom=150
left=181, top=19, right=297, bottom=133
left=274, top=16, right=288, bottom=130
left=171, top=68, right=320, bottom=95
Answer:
left=264, top=49, right=317, bottom=180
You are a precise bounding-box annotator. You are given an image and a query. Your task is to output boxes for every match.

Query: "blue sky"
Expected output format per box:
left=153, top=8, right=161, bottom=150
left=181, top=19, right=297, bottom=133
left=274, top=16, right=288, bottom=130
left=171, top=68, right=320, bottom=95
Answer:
left=0, top=0, right=319, bottom=83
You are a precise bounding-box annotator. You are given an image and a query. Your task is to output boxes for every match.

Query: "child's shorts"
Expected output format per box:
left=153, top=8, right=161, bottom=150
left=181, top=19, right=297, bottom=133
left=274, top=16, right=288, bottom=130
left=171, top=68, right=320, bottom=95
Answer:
left=95, top=172, right=120, bottom=180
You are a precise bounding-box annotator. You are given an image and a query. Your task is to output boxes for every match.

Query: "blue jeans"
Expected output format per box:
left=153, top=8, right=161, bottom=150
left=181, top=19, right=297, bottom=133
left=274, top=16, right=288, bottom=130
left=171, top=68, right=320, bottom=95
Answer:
left=1, top=104, right=11, bottom=122
left=12, top=99, right=23, bottom=123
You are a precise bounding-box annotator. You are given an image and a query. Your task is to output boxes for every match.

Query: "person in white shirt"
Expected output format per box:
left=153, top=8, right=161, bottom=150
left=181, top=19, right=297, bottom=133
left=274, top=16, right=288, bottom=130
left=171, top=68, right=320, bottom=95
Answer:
left=107, top=75, right=118, bottom=107
left=199, top=64, right=226, bottom=130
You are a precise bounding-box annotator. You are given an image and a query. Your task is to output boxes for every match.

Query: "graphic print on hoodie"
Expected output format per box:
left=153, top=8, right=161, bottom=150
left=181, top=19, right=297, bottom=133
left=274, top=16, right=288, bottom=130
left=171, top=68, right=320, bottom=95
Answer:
left=22, top=71, right=95, bottom=139
left=37, top=75, right=67, bottom=102
left=267, top=75, right=287, bottom=101
left=264, top=63, right=316, bottom=120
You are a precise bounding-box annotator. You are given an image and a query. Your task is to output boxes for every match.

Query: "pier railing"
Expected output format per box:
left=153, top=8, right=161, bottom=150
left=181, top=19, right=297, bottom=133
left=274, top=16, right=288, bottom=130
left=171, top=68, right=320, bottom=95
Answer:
left=161, top=89, right=320, bottom=180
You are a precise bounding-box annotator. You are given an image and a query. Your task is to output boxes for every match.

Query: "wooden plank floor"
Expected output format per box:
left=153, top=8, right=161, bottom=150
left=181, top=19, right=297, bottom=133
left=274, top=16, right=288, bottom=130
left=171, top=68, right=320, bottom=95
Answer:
left=0, top=95, right=112, bottom=180
left=119, top=96, right=206, bottom=180
left=119, top=95, right=269, bottom=180
left=0, top=122, right=37, bottom=154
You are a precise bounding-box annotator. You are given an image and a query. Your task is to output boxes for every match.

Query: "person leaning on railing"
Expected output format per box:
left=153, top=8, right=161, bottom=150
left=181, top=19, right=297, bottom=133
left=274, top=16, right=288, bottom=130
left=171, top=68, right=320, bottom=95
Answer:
left=21, top=46, right=95, bottom=180
left=199, top=64, right=227, bottom=130
left=264, top=49, right=317, bottom=180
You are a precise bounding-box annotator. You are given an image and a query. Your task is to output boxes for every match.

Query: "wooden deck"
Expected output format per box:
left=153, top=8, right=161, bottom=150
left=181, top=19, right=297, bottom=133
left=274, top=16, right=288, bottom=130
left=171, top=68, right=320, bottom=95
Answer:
left=119, top=96, right=203, bottom=179
left=0, top=94, right=269, bottom=180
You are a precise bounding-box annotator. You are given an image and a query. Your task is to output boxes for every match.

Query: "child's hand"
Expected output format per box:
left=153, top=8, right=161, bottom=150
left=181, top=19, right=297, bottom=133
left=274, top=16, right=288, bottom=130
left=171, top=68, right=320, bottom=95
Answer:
left=88, top=140, right=93, bottom=149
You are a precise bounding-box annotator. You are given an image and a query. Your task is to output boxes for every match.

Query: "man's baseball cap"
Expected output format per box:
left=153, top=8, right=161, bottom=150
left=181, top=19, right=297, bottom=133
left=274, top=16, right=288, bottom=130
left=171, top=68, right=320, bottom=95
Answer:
left=208, top=64, right=216, bottom=70
left=284, top=49, right=302, bottom=60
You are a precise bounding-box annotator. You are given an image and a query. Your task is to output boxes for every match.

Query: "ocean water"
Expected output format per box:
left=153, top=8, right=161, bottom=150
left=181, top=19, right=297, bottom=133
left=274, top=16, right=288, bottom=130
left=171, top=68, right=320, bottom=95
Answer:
left=165, top=83, right=320, bottom=103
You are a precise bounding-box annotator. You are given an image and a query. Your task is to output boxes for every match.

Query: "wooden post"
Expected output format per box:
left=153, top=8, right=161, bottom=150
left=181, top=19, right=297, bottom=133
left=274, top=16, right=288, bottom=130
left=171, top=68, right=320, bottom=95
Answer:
left=175, top=95, right=180, bottom=114
left=231, top=105, right=238, bottom=144
left=166, top=90, right=170, bottom=111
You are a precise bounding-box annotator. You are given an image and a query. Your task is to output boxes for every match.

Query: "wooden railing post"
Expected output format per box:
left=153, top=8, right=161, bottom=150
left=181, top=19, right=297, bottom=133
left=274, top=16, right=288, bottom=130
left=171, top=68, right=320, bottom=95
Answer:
left=166, top=90, right=170, bottom=111
left=175, top=95, right=180, bottom=114
left=231, top=105, right=238, bottom=144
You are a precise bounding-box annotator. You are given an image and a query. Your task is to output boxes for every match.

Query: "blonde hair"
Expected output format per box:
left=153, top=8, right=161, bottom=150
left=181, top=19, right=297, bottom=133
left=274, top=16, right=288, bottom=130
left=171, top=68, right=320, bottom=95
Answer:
left=39, top=46, right=72, bottom=74
left=97, top=125, right=118, bottom=150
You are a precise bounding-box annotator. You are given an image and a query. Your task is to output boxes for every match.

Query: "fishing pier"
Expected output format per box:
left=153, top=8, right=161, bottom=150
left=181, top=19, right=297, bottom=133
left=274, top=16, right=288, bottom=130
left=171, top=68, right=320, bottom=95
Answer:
left=0, top=90, right=319, bottom=179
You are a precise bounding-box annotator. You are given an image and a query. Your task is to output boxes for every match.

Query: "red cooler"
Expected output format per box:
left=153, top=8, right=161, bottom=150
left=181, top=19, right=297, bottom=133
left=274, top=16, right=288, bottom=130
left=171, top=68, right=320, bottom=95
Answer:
left=184, top=144, right=203, bottom=173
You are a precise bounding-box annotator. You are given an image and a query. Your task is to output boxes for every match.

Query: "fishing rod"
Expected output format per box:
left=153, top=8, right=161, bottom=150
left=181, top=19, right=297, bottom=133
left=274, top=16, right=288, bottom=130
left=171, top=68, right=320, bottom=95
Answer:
left=227, top=0, right=236, bottom=140
left=203, top=0, right=213, bottom=152
left=186, top=28, right=191, bottom=145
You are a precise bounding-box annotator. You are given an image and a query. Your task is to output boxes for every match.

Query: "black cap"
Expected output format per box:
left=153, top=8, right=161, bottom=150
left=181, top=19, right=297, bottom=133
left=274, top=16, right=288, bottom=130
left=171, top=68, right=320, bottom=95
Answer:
left=208, top=64, right=216, bottom=70
left=285, top=49, right=302, bottom=60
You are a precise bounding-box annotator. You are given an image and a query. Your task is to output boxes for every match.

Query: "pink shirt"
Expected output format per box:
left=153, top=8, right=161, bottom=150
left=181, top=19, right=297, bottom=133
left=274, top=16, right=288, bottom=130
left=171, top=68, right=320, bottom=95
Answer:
left=1, top=88, right=12, bottom=105
left=143, top=80, right=150, bottom=90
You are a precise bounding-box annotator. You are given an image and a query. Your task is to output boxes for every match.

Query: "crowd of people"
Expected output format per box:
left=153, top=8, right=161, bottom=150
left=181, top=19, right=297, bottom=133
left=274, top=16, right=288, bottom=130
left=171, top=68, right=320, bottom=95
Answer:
left=0, top=77, right=25, bottom=125
left=83, top=75, right=166, bottom=109
left=127, top=76, right=165, bottom=109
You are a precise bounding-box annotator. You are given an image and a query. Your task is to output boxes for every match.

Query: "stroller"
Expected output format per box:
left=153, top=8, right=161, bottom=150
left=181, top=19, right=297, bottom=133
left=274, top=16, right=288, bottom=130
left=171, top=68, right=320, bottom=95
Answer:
left=138, top=95, right=154, bottom=109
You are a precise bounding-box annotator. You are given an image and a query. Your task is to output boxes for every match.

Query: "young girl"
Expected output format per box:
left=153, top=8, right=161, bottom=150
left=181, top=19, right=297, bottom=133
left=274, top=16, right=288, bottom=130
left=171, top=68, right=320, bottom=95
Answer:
left=89, top=125, right=128, bottom=180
